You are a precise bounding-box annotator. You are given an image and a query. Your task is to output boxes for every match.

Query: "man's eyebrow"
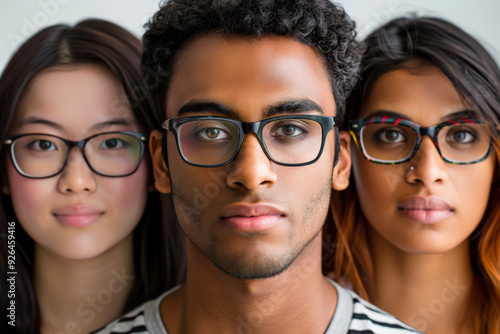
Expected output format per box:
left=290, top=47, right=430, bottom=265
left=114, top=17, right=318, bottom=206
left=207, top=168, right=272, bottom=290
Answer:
left=264, top=99, right=324, bottom=118
left=177, top=100, right=238, bottom=118
left=176, top=99, right=324, bottom=119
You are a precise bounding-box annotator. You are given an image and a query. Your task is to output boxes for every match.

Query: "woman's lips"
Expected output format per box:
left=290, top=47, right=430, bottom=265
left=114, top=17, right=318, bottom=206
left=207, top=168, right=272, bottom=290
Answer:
left=397, top=196, right=454, bottom=224
left=54, top=214, right=102, bottom=227
left=53, top=206, right=103, bottom=227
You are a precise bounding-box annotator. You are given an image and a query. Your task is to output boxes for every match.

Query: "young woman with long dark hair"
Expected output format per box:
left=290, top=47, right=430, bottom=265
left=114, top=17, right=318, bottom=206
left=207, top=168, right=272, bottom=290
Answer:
left=0, top=19, right=185, bottom=333
left=326, top=16, right=500, bottom=333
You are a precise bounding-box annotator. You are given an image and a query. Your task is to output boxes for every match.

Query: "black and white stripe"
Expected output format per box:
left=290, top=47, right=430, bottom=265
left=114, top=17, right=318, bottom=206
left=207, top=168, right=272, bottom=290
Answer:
left=93, top=282, right=421, bottom=334
left=346, top=296, right=420, bottom=333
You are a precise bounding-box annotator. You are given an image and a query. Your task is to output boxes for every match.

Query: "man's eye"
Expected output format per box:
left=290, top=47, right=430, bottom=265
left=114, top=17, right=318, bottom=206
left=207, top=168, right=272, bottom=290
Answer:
left=274, top=125, right=305, bottom=137
left=198, top=128, right=230, bottom=140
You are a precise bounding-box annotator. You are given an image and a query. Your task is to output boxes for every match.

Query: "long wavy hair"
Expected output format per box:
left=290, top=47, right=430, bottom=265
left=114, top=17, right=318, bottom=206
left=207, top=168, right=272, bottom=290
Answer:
left=324, top=16, right=500, bottom=332
left=0, top=19, right=186, bottom=333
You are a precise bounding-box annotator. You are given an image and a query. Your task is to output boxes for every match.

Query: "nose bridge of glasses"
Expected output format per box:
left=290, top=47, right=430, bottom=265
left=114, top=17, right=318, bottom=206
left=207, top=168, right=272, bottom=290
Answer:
left=238, top=120, right=267, bottom=153
left=240, top=120, right=262, bottom=135
left=417, top=125, right=441, bottom=152
left=63, top=138, right=87, bottom=160
left=68, top=138, right=88, bottom=150
left=63, top=138, right=92, bottom=169
left=419, top=125, right=437, bottom=138
left=411, top=131, right=444, bottom=166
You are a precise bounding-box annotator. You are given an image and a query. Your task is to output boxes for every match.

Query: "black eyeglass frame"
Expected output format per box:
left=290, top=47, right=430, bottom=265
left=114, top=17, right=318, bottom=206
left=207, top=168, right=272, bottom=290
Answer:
left=4, top=131, right=149, bottom=179
left=348, top=116, right=493, bottom=165
left=162, top=115, right=339, bottom=167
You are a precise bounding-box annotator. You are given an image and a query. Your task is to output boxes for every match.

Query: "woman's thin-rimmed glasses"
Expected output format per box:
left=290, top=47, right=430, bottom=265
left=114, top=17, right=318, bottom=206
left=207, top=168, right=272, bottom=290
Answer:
left=348, top=116, right=493, bottom=165
left=4, top=132, right=148, bottom=179
left=162, top=115, right=339, bottom=167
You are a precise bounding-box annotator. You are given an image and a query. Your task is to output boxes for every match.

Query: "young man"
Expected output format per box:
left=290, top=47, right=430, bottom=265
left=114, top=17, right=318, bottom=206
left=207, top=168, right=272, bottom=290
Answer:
left=95, top=1, right=420, bottom=333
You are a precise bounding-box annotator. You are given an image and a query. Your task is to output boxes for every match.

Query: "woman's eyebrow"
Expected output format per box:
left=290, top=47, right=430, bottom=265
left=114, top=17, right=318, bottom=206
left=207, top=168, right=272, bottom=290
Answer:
left=361, top=110, right=408, bottom=119
left=16, top=116, right=64, bottom=130
left=360, top=110, right=476, bottom=122
left=90, top=118, right=137, bottom=131
left=440, top=110, right=476, bottom=121
left=15, top=116, right=136, bottom=132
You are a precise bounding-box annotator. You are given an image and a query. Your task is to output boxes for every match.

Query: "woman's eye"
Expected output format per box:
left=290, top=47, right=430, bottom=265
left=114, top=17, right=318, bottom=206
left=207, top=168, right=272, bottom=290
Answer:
left=198, top=128, right=230, bottom=140
left=448, top=129, right=476, bottom=144
left=375, top=129, right=406, bottom=143
left=30, top=140, right=57, bottom=151
left=101, top=138, right=126, bottom=149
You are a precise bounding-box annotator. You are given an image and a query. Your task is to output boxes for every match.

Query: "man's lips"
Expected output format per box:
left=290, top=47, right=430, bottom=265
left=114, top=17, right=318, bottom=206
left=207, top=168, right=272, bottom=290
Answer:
left=220, top=203, right=286, bottom=232
left=397, top=196, right=454, bottom=224
left=53, top=206, right=104, bottom=227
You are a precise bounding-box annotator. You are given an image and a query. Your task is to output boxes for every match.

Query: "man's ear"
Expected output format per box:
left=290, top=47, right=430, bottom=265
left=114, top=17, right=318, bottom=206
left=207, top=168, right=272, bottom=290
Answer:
left=332, top=130, right=351, bottom=191
left=149, top=130, right=171, bottom=194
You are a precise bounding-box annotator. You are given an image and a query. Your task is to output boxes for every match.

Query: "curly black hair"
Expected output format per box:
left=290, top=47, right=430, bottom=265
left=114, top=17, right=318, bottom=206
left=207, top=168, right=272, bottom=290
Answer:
left=142, top=0, right=362, bottom=123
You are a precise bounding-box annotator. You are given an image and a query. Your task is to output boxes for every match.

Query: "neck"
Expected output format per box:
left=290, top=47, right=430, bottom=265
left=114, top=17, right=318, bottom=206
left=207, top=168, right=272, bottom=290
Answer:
left=35, top=234, right=135, bottom=334
left=162, top=234, right=337, bottom=334
left=368, top=226, right=474, bottom=334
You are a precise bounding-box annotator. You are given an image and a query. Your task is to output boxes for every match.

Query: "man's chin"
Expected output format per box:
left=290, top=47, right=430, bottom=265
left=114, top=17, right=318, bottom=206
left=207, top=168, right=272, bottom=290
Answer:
left=209, top=252, right=296, bottom=280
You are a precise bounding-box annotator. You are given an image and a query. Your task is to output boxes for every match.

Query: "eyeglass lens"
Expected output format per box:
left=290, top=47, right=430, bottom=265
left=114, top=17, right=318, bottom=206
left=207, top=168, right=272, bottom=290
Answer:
left=176, top=118, right=324, bottom=165
left=10, top=133, right=143, bottom=177
left=359, top=122, right=491, bottom=163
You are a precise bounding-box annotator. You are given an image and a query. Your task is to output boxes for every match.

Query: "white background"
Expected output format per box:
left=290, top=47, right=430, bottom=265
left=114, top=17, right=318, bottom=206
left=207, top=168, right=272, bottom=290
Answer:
left=1, top=0, right=499, bottom=74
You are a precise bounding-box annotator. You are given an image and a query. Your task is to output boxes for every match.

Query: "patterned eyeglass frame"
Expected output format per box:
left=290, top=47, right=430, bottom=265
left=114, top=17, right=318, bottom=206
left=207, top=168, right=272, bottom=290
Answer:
left=348, top=116, right=493, bottom=165
left=3, top=131, right=149, bottom=179
left=162, top=115, right=339, bottom=167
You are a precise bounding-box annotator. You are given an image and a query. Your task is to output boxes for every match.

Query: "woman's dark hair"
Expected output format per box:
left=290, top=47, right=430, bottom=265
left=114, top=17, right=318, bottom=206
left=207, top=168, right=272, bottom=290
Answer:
left=142, top=0, right=362, bottom=123
left=325, top=16, right=500, bottom=332
left=0, top=19, right=186, bottom=333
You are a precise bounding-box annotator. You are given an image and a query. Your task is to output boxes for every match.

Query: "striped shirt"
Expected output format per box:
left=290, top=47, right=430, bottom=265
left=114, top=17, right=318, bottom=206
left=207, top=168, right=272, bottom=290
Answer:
left=93, top=280, right=421, bottom=334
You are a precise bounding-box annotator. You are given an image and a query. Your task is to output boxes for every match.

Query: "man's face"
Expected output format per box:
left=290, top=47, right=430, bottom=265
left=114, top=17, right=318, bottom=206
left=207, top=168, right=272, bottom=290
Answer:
left=151, top=36, right=350, bottom=279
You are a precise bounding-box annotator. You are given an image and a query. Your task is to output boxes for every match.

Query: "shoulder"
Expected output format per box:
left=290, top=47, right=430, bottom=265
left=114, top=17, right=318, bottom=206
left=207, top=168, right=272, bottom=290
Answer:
left=348, top=292, right=421, bottom=333
left=329, top=280, right=422, bottom=334
left=349, top=291, right=420, bottom=334
left=91, top=286, right=180, bottom=334
left=91, top=303, right=150, bottom=334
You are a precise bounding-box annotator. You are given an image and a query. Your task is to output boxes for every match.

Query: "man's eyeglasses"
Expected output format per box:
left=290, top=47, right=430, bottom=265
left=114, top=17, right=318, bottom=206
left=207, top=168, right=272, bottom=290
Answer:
left=348, top=116, right=493, bottom=165
left=162, top=115, right=339, bottom=167
left=4, top=132, right=148, bottom=179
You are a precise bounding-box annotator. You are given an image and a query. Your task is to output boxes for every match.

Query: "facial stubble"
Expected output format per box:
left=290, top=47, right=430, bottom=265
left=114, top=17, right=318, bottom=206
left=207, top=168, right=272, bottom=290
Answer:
left=170, top=168, right=333, bottom=280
